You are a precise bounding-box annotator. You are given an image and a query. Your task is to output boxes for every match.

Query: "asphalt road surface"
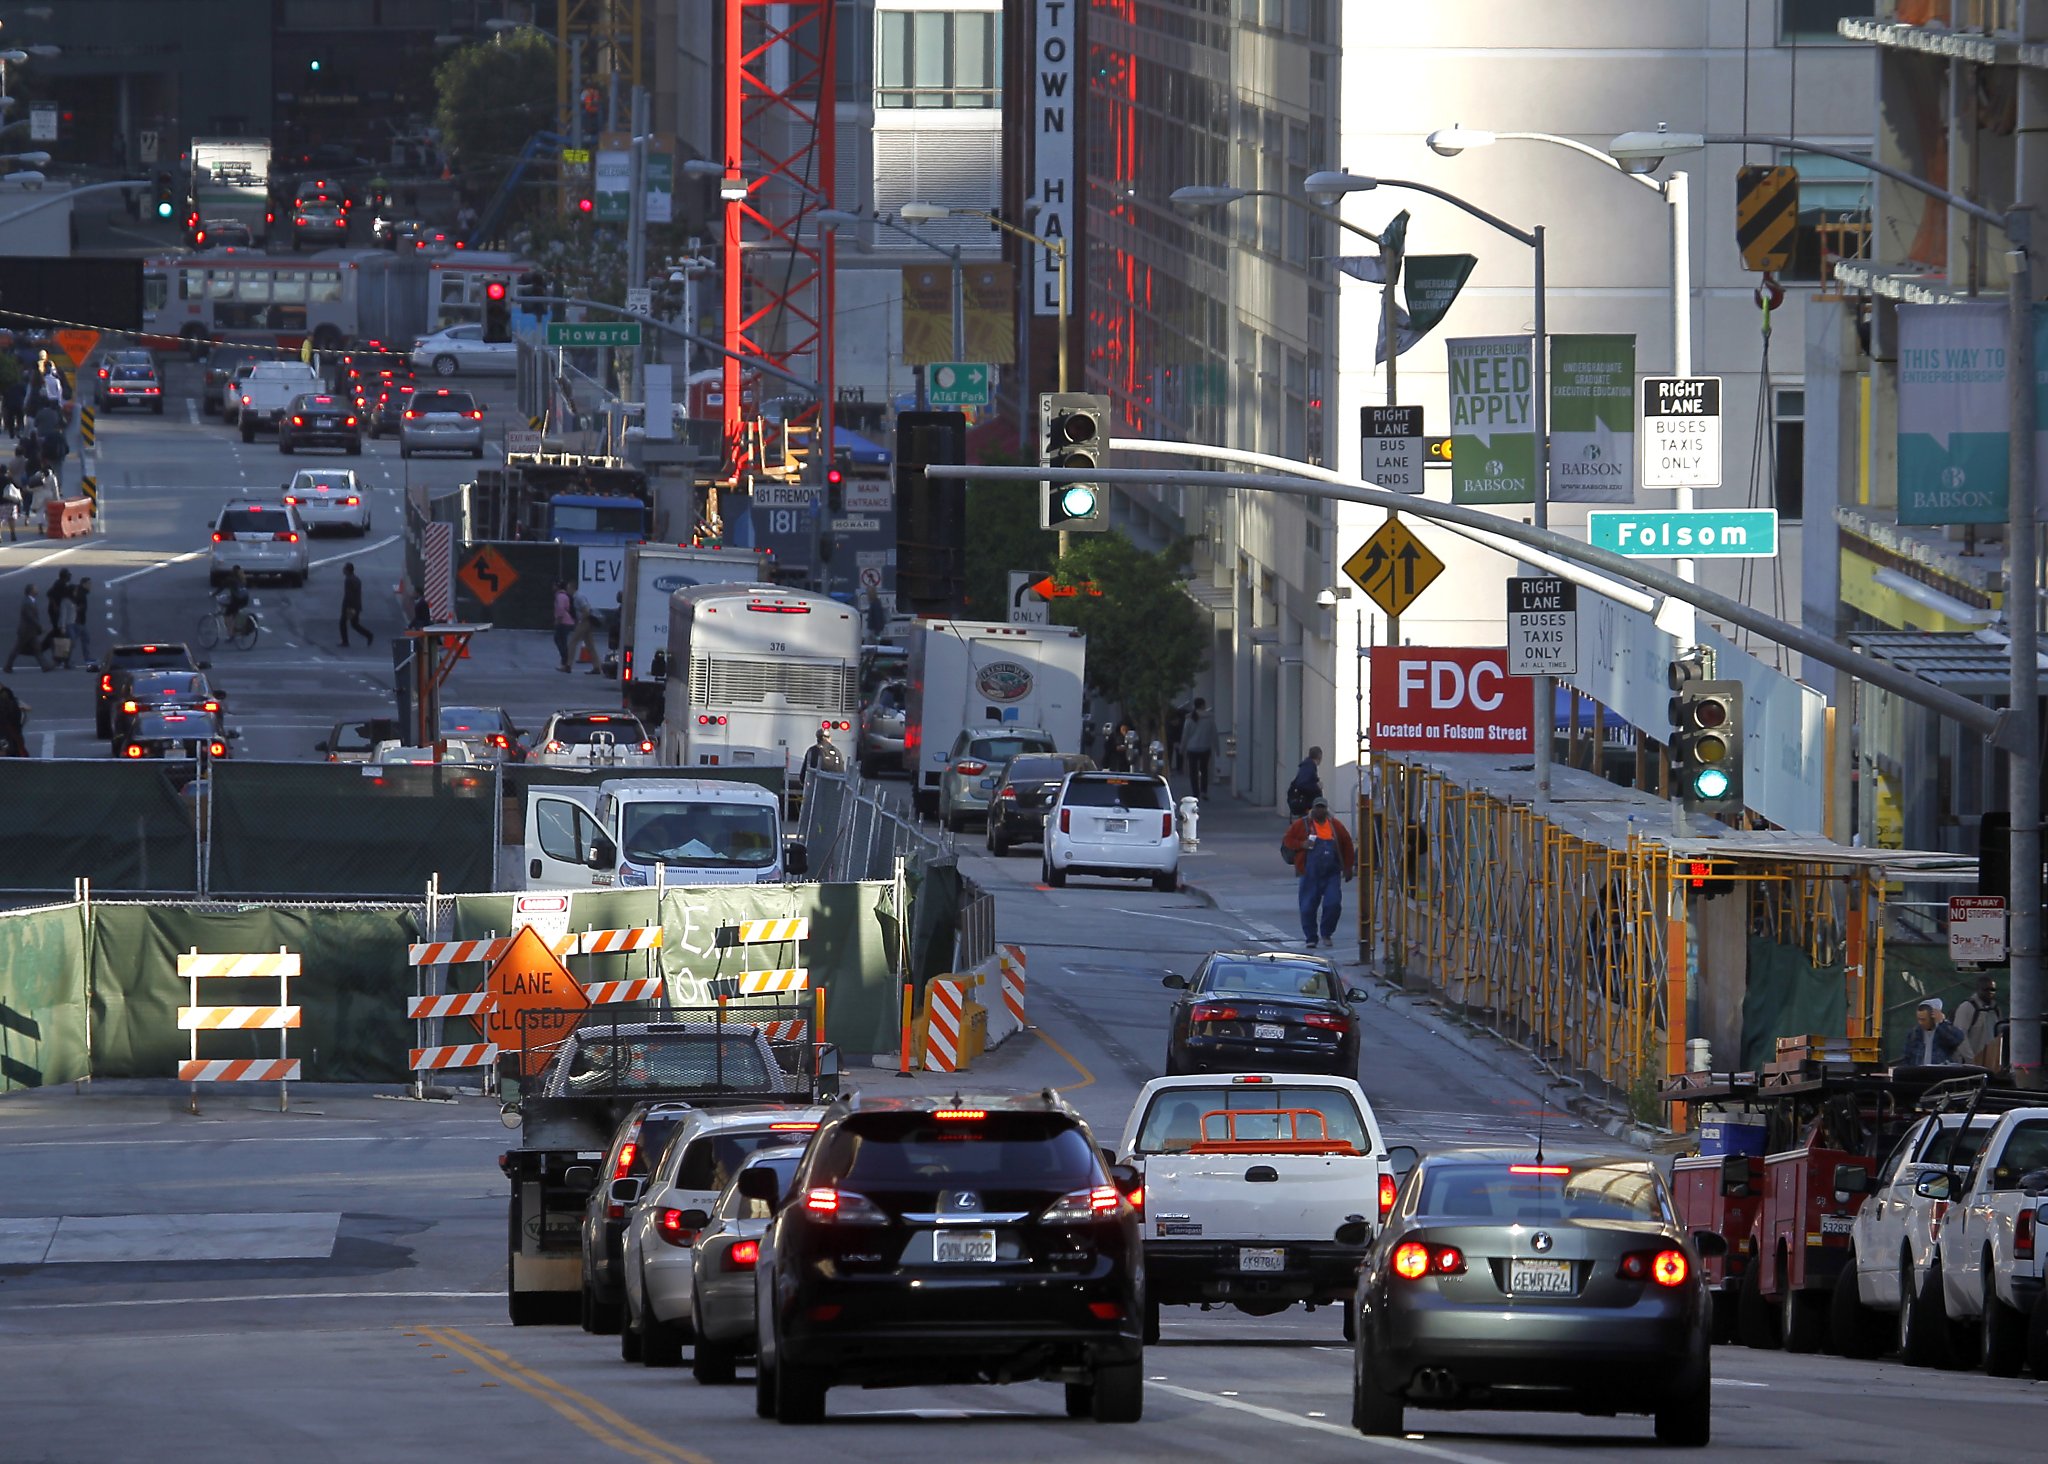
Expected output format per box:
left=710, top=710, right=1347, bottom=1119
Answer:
left=4, top=863, right=2040, bottom=1463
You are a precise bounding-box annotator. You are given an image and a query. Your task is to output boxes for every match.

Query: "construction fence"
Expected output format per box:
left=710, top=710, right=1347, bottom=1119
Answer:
left=1359, top=754, right=1985, bottom=1122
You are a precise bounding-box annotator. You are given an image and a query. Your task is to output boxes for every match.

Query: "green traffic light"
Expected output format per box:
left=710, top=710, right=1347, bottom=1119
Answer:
left=1692, top=767, right=1732, bottom=800
left=155, top=202, right=173, bottom=218
left=1058, top=485, right=1096, bottom=518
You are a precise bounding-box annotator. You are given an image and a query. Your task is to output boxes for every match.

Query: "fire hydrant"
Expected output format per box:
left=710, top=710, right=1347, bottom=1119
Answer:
left=1177, top=795, right=1201, bottom=853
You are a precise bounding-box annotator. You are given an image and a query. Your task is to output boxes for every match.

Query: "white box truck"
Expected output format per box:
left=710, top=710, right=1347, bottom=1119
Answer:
left=609, top=544, right=772, bottom=724
left=904, top=620, right=1086, bottom=817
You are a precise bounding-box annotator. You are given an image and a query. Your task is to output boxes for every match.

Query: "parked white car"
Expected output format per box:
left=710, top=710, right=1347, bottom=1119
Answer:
left=617, top=1108, right=825, bottom=1367
left=532, top=710, right=657, bottom=768
left=208, top=499, right=310, bottom=587
left=411, top=323, right=516, bottom=377
left=1042, top=770, right=1180, bottom=892
left=281, top=469, right=372, bottom=535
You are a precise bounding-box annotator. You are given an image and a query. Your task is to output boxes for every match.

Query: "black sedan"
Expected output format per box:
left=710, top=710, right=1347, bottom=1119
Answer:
left=1161, top=950, right=1364, bottom=1076
left=111, top=670, right=221, bottom=743
left=985, top=751, right=1095, bottom=855
left=277, top=393, right=363, bottom=455
left=121, top=708, right=234, bottom=760
left=1351, top=1149, right=1718, bottom=1446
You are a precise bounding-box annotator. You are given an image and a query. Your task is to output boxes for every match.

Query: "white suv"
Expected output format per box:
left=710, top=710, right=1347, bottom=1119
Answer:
left=208, top=499, right=311, bottom=587
left=1043, top=770, right=1180, bottom=892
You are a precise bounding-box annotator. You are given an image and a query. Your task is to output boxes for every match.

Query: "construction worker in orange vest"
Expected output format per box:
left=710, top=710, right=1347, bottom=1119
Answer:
left=1281, top=794, right=1357, bottom=951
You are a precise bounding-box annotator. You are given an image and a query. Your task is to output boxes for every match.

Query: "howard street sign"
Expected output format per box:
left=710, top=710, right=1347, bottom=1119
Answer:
left=928, top=362, right=992, bottom=407
left=1342, top=515, right=1445, bottom=617
left=1640, top=376, right=1723, bottom=489
left=1586, top=508, right=1779, bottom=559
left=1506, top=576, right=1578, bottom=677
left=1361, top=405, right=1424, bottom=496
left=545, top=321, right=642, bottom=348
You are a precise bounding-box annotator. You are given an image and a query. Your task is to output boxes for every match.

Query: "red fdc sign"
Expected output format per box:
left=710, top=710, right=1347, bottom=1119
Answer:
left=1368, top=648, right=1533, bottom=754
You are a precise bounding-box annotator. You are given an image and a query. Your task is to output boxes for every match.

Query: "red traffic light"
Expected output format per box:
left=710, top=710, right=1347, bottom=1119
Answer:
left=825, top=467, right=844, bottom=486
left=577, top=197, right=593, bottom=213
left=485, top=280, right=508, bottom=301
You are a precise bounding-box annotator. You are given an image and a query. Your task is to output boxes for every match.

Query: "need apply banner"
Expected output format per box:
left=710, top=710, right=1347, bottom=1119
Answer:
left=1448, top=335, right=1536, bottom=505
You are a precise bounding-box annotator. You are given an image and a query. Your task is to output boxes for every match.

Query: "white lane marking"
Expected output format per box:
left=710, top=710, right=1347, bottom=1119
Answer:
left=1150, top=1382, right=1509, bottom=1464
left=37, top=731, right=53, bottom=758
left=310, top=533, right=398, bottom=568
left=5, top=1133, right=490, bottom=1148
left=0, top=543, right=85, bottom=580
left=1715, top=1378, right=1769, bottom=1389
left=185, top=400, right=199, bottom=426
left=1104, top=905, right=1247, bottom=930
left=107, top=550, right=205, bottom=586
left=0, top=1290, right=499, bottom=1313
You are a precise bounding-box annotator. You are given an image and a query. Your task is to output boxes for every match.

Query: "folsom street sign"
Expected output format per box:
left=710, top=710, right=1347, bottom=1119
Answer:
left=1586, top=508, right=1779, bottom=559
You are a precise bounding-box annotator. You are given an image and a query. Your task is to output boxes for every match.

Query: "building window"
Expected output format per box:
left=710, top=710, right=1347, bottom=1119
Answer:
left=837, top=1, right=873, bottom=101
left=1774, top=388, right=1804, bottom=521
left=1777, top=149, right=1872, bottom=282
left=1780, top=0, right=1868, bottom=42
left=876, top=10, right=1001, bottom=109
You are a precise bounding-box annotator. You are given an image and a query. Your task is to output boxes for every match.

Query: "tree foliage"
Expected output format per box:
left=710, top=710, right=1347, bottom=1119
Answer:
left=1048, top=532, right=1208, bottom=743
left=434, top=34, right=556, bottom=192
left=961, top=446, right=1058, bottom=618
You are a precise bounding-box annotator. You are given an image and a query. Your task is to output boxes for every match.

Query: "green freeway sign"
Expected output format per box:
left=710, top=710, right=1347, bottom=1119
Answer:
left=545, top=321, right=642, bottom=348
left=1586, top=508, right=1778, bottom=559
left=927, top=362, right=991, bottom=407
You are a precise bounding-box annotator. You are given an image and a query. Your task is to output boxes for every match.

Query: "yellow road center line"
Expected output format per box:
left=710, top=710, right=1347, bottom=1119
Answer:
left=1030, top=1023, right=1096, bottom=1091
left=411, top=1326, right=693, bottom=1464
left=433, top=1325, right=716, bottom=1464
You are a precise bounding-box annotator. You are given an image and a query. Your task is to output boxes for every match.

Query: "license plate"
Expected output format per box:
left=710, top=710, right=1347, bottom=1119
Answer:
left=1238, top=1247, right=1286, bottom=1273
left=1819, top=1213, right=1854, bottom=1235
left=934, top=1229, right=997, bottom=1263
left=1252, top=1023, right=1287, bottom=1041
left=1106, top=818, right=1129, bottom=833
left=1509, top=1259, right=1573, bottom=1295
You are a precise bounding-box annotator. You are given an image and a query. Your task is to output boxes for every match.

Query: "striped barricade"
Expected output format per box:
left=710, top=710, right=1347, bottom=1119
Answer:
left=407, top=936, right=514, bottom=967
left=999, top=944, right=1028, bottom=1029
left=923, top=979, right=968, bottom=1073
left=736, top=967, right=808, bottom=996
left=410, top=1043, right=499, bottom=1072
left=569, top=926, right=664, bottom=956
left=735, top=916, right=809, bottom=944
left=407, top=991, right=496, bottom=1020
left=177, top=947, right=303, bottom=1108
left=403, top=933, right=514, bottom=1085
left=752, top=1019, right=809, bottom=1042
left=582, top=977, right=665, bottom=1005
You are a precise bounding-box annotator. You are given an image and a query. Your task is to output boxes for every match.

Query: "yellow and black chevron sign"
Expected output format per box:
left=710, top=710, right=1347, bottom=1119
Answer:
left=1736, top=165, right=1799, bottom=272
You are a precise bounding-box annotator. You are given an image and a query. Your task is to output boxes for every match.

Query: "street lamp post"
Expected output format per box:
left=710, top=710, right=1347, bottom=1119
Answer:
left=1610, top=126, right=2042, bottom=1091
left=1305, top=170, right=1554, bottom=806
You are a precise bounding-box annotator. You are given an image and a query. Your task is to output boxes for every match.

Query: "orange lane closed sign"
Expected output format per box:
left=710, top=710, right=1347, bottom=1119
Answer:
left=485, top=924, right=590, bottom=1075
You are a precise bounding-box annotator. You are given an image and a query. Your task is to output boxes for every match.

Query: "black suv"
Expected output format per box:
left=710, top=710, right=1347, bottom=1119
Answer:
left=749, top=1091, right=1144, bottom=1424
left=96, top=643, right=205, bottom=739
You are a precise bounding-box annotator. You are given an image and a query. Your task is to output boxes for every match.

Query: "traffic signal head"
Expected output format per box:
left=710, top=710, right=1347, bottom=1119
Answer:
left=485, top=280, right=508, bottom=303
left=482, top=280, right=512, bottom=344
left=1039, top=391, right=1110, bottom=532
left=578, top=197, right=594, bottom=214
left=1668, top=662, right=1743, bottom=814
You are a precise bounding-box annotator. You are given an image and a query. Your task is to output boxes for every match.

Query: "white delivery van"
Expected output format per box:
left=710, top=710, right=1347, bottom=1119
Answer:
left=904, top=621, right=1086, bottom=817
left=522, top=777, right=799, bottom=889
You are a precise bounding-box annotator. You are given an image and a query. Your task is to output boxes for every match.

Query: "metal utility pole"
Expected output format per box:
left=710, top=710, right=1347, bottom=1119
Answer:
left=2003, top=210, right=2041, bottom=1089
left=626, top=86, right=648, bottom=397
left=1529, top=224, right=1552, bottom=806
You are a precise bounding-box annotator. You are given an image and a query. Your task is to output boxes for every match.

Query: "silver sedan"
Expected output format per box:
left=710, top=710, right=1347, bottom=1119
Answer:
left=686, top=1145, right=807, bottom=1384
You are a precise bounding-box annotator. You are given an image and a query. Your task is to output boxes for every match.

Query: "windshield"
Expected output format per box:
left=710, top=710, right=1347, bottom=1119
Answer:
left=292, top=472, right=354, bottom=491
left=962, top=733, right=1054, bottom=765
left=553, top=503, right=647, bottom=534
left=1415, top=1162, right=1670, bottom=1223
left=1202, top=960, right=1339, bottom=1000
left=219, top=507, right=290, bottom=533
left=440, top=706, right=507, bottom=734
left=718, top=1151, right=807, bottom=1220
left=1134, top=1084, right=1368, bottom=1154
left=111, top=366, right=156, bottom=382
left=1990, top=1120, right=2048, bottom=1185
left=555, top=1034, right=776, bottom=1092
left=811, top=1112, right=1100, bottom=1192
left=1064, top=776, right=1170, bottom=810
left=551, top=713, right=648, bottom=744
left=621, top=800, right=778, bottom=868
left=415, top=391, right=476, bottom=413
left=1005, top=756, right=1073, bottom=783
left=677, top=1129, right=819, bottom=1191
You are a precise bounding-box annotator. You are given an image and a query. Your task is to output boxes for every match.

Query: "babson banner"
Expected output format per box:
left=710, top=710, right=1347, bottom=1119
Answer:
left=1448, top=335, right=1536, bottom=504
left=1897, top=303, right=2009, bottom=526
left=1548, top=334, right=1636, bottom=504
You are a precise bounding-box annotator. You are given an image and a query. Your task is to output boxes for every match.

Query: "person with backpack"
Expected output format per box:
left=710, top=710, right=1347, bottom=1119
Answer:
left=0, top=465, right=20, bottom=541
left=1285, top=746, right=1325, bottom=818
left=1281, top=794, right=1356, bottom=951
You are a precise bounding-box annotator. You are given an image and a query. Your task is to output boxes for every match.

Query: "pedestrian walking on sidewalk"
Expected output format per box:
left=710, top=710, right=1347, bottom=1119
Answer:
left=565, top=585, right=602, bottom=673
left=551, top=579, right=574, bottom=672
left=1286, top=746, right=1324, bottom=818
left=1181, top=697, right=1215, bottom=799
left=5, top=585, right=44, bottom=673
left=1282, top=794, right=1355, bottom=951
left=0, top=467, right=20, bottom=540
left=338, top=562, right=373, bottom=647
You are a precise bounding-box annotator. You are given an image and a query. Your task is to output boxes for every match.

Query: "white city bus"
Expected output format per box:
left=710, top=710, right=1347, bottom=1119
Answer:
left=660, top=585, right=860, bottom=787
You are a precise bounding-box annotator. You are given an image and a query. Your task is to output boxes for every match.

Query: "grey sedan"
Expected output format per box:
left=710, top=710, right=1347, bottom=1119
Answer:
left=686, top=1145, right=807, bottom=1384
left=1351, top=1149, right=1719, bottom=1446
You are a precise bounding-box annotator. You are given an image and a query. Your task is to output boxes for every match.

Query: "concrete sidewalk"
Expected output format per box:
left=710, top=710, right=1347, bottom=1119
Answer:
left=1178, top=793, right=1661, bottom=1149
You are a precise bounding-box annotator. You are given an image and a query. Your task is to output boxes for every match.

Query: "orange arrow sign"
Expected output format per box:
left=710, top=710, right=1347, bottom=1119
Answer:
left=1029, top=577, right=1102, bottom=600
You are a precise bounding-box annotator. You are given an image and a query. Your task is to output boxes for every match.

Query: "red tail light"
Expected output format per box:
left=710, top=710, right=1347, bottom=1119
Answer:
left=208, top=741, right=228, bottom=757
left=276, top=532, right=299, bottom=543
left=486, top=734, right=510, bottom=749
left=997, top=787, right=1017, bottom=800
left=695, top=714, right=727, bottom=726
left=202, top=701, right=219, bottom=713
left=290, top=416, right=304, bottom=426
left=100, top=675, right=112, bottom=692
left=1378, top=1171, right=1398, bottom=1219
left=121, top=700, right=138, bottom=713
left=612, top=1141, right=638, bottom=1179
left=1304, top=1012, right=1352, bottom=1033
left=722, top=1238, right=760, bottom=1270
left=638, top=741, right=655, bottom=754
left=1059, top=809, right=1071, bottom=833
left=344, top=496, right=360, bottom=505
left=1162, top=811, right=1175, bottom=838
left=284, top=495, right=299, bottom=505
left=1510, top=1164, right=1573, bottom=1176
left=345, top=417, right=357, bottom=427
left=954, top=759, right=987, bottom=776
left=211, top=532, right=224, bottom=542
left=1188, top=1003, right=1240, bottom=1023
left=122, top=744, right=144, bottom=758
left=1653, top=1249, right=1689, bottom=1286
left=656, top=1208, right=698, bottom=1247
left=404, top=409, right=418, bottom=419
left=1391, top=1240, right=1463, bottom=1278
left=2016, top=1207, right=2037, bottom=1261
left=468, top=410, right=482, bottom=421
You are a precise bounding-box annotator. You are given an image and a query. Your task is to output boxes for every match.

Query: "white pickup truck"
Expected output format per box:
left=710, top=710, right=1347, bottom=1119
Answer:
left=1925, top=1105, right=2048, bottom=1374
left=236, top=361, right=324, bottom=441
left=1115, top=1073, right=1411, bottom=1343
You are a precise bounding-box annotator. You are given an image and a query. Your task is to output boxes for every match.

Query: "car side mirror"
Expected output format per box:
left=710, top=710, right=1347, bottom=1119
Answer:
left=585, top=834, right=615, bottom=869
left=314, top=740, right=329, bottom=753
left=1914, top=1172, right=1953, bottom=1202
left=1383, top=1144, right=1419, bottom=1180
left=227, top=729, right=242, bottom=741
left=1347, top=986, right=1370, bottom=1002
left=1832, top=1164, right=1869, bottom=1196
left=1692, top=1230, right=1730, bottom=1258
left=1109, top=1162, right=1142, bottom=1196
left=1720, top=1154, right=1753, bottom=1197
left=1160, top=972, right=1187, bottom=989
left=737, top=1168, right=781, bottom=1205
left=562, top=1164, right=599, bottom=1194
left=674, top=1207, right=710, bottom=1231
left=499, top=1102, right=521, bottom=1128
left=784, top=839, right=808, bottom=876
left=608, top=1177, right=644, bottom=1206
left=198, top=661, right=212, bottom=670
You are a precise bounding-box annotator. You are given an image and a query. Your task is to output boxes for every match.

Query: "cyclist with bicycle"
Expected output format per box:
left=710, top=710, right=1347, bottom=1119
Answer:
left=215, top=568, right=253, bottom=638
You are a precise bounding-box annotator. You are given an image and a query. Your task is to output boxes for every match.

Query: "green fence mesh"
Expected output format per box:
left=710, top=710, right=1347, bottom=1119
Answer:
left=89, top=904, right=423, bottom=1082
left=1740, top=935, right=1848, bottom=1070
left=208, top=762, right=497, bottom=897
left=0, top=761, right=198, bottom=893
left=0, top=904, right=89, bottom=1091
